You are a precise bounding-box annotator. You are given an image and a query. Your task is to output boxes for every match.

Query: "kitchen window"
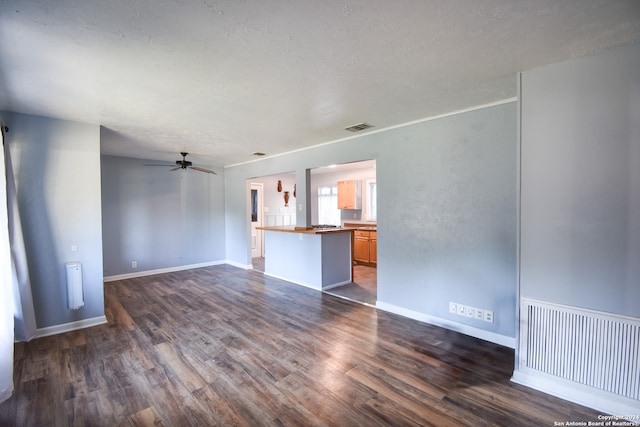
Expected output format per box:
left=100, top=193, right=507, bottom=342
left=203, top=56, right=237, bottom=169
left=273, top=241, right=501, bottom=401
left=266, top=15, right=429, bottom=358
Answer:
left=365, top=179, right=377, bottom=220
left=317, top=185, right=340, bottom=225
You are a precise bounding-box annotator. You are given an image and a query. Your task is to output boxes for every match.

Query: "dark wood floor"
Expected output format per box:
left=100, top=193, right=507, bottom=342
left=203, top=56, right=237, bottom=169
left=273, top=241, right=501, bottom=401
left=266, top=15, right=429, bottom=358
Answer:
left=1, top=265, right=601, bottom=426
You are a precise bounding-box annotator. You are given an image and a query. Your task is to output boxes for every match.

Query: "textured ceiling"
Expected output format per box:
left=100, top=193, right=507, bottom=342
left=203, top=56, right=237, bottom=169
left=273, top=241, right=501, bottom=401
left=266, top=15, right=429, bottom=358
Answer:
left=1, top=1, right=639, bottom=167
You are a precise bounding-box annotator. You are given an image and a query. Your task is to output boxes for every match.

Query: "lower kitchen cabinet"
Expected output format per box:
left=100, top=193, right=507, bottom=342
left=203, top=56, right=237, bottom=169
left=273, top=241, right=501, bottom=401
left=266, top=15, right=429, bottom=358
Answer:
left=354, top=230, right=377, bottom=266
left=369, top=235, right=377, bottom=264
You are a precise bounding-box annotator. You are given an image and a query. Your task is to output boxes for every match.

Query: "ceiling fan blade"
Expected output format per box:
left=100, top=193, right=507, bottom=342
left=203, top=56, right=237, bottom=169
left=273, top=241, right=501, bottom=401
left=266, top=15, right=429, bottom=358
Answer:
left=144, top=153, right=216, bottom=174
left=189, top=166, right=217, bottom=175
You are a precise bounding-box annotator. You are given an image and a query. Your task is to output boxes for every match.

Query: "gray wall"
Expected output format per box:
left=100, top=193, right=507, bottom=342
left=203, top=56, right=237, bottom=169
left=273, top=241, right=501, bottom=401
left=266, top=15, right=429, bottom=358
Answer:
left=378, top=106, right=517, bottom=335
left=1, top=111, right=104, bottom=328
left=225, top=102, right=518, bottom=340
left=520, top=42, right=640, bottom=317
left=100, top=154, right=226, bottom=277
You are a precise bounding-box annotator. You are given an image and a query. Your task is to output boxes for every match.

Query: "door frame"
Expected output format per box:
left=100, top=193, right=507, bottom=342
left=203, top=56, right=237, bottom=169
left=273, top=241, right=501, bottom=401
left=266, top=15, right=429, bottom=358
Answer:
left=250, top=182, right=264, bottom=258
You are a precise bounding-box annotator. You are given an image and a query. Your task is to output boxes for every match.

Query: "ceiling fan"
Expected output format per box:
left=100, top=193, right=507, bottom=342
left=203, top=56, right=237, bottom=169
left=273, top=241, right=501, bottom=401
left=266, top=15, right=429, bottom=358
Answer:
left=145, top=152, right=217, bottom=174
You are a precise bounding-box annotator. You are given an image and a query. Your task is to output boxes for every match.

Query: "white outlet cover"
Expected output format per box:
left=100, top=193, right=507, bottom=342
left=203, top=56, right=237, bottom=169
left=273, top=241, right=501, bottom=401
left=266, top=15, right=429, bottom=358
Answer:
left=475, top=309, right=484, bottom=320
left=484, top=310, right=494, bottom=322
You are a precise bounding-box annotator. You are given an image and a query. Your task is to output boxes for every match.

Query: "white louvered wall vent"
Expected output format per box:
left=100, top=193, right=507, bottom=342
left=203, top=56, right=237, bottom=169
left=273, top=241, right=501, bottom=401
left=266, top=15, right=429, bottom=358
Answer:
left=520, top=298, right=640, bottom=401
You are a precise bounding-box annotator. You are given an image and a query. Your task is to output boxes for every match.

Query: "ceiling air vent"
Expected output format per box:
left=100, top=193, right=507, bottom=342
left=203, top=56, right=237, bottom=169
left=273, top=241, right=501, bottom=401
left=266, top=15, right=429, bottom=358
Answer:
left=252, top=152, right=266, bottom=156
left=344, top=122, right=374, bottom=133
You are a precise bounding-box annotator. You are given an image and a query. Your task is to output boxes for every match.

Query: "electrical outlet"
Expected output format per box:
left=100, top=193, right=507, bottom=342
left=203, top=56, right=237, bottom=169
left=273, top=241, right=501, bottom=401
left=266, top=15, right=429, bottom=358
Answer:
left=131, top=261, right=137, bottom=269
left=449, top=301, right=493, bottom=323
left=449, top=302, right=457, bottom=314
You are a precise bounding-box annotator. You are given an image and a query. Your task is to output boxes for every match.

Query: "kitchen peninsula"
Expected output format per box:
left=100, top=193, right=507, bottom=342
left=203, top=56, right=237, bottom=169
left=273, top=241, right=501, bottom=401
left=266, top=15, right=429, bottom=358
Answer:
left=256, top=226, right=353, bottom=291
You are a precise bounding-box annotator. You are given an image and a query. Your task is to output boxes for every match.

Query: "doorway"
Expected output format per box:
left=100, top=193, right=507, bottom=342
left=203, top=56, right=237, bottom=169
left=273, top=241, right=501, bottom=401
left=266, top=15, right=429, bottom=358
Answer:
left=249, top=173, right=297, bottom=272
left=250, top=183, right=264, bottom=268
left=325, top=265, right=377, bottom=306
left=310, top=160, right=378, bottom=306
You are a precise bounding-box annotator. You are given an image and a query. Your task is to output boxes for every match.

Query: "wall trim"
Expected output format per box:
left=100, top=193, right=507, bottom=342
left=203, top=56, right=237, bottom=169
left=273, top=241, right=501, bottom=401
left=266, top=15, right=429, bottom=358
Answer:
left=322, top=280, right=352, bottom=290
left=226, top=97, right=518, bottom=168
left=511, top=370, right=640, bottom=418
left=103, top=260, right=227, bottom=282
left=0, top=388, right=12, bottom=405
left=262, top=272, right=321, bottom=291
left=36, top=315, right=107, bottom=338
left=376, top=301, right=516, bottom=348
left=225, top=260, right=253, bottom=270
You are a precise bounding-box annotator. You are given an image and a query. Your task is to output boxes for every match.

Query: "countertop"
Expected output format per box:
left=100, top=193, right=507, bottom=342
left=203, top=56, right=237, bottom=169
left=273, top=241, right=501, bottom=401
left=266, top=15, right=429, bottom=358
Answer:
left=256, top=226, right=357, bottom=235
left=343, top=222, right=377, bottom=231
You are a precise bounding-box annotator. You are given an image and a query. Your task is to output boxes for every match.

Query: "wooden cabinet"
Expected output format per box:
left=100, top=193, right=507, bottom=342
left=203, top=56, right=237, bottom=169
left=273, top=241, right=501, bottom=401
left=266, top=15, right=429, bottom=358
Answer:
left=369, top=234, right=377, bottom=264
left=354, top=230, right=376, bottom=266
left=337, top=180, right=361, bottom=209
left=354, top=233, right=370, bottom=262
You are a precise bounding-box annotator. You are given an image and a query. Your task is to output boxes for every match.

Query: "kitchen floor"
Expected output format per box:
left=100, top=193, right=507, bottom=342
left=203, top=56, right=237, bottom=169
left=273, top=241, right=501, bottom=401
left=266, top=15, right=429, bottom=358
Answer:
left=252, top=257, right=265, bottom=272
left=254, top=257, right=376, bottom=306
left=324, top=264, right=377, bottom=306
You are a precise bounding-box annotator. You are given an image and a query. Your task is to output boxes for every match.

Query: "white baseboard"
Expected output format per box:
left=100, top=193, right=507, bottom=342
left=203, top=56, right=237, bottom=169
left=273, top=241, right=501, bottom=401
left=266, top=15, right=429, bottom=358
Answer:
left=103, top=260, right=227, bottom=282
left=262, top=272, right=321, bottom=291
left=36, top=315, right=108, bottom=338
left=0, top=387, right=13, bottom=404
left=225, top=260, right=253, bottom=270
left=376, top=301, right=516, bottom=348
left=511, top=370, right=640, bottom=420
left=322, top=280, right=352, bottom=290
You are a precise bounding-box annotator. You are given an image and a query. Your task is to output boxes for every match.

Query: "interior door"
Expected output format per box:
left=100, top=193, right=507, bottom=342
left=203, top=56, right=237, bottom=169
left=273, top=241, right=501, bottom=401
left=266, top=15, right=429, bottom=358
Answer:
left=250, top=183, right=264, bottom=258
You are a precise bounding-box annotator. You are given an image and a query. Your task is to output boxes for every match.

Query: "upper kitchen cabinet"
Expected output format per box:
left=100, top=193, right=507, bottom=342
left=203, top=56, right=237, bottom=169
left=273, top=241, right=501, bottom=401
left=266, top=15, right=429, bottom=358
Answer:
left=337, top=180, right=362, bottom=209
